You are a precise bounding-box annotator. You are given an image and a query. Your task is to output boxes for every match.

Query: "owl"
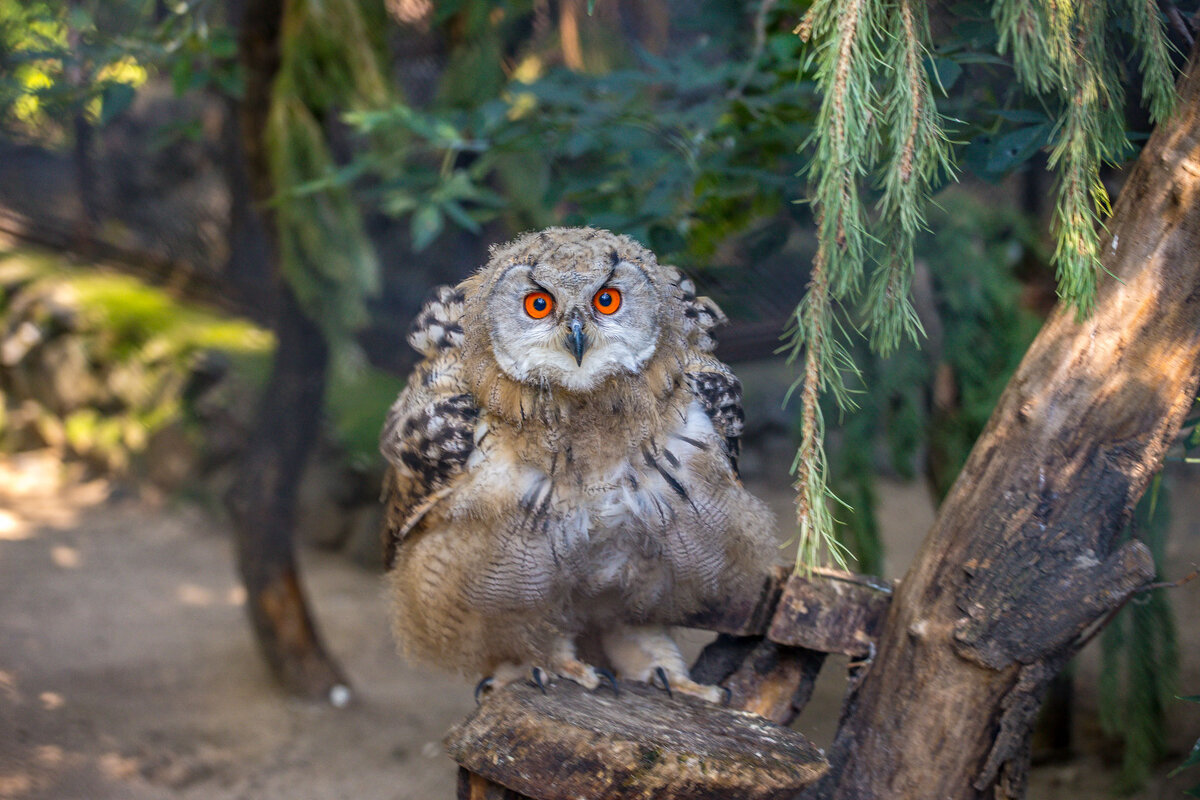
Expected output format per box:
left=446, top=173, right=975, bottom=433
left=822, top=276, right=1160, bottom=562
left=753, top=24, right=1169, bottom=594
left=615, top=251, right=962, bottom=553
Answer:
left=379, top=227, right=776, bottom=702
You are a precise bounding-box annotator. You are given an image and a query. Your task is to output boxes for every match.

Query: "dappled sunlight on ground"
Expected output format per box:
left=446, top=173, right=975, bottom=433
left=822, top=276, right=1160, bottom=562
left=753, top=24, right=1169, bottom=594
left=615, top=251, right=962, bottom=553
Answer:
left=0, top=450, right=110, bottom=533
left=0, top=449, right=475, bottom=800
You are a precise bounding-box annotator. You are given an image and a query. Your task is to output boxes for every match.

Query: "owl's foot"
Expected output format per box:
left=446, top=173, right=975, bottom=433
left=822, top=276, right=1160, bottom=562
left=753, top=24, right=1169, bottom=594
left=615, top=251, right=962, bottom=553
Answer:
left=595, top=667, right=620, bottom=696
left=651, top=665, right=729, bottom=705
left=602, top=624, right=727, bottom=704
left=482, top=638, right=616, bottom=697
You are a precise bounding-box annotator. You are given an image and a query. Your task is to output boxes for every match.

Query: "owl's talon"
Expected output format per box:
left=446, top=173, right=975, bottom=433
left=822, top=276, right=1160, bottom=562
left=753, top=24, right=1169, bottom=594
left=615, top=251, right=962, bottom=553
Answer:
left=652, top=666, right=673, bottom=698
left=530, top=666, right=548, bottom=694
left=719, top=684, right=732, bottom=706
left=595, top=667, right=620, bottom=696
left=474, top=676, right=494, bottom=704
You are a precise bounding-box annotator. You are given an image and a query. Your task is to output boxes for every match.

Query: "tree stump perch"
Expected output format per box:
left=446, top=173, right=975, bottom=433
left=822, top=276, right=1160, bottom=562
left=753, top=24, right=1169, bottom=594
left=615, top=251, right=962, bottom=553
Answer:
left=446, top=568, right=894, bottom=797
left=446, top=680, right=828, bottom=800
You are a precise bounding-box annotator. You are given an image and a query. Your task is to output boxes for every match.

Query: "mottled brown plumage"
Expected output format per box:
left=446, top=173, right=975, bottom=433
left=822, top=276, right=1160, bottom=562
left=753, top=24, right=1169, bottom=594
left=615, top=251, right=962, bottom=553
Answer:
left=380, top=227, right=776, bottom=700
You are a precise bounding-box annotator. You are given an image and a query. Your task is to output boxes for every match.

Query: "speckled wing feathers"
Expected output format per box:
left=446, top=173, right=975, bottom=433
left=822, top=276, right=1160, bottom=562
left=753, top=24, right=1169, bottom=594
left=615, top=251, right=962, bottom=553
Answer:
left=668, top=268, right=727, bottom=354
left=407, top=285, right=466, bottom=356
left=685, top=362, right=745, bottom=475
left=666, top=269, right=745, bottom=474
left=380, top=286, right=478, bottom=567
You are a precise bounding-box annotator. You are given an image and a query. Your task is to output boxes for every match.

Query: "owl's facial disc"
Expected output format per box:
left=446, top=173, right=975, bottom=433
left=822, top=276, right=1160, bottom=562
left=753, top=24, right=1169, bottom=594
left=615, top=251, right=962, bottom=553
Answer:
left=485, top=259, right=661, bottom=392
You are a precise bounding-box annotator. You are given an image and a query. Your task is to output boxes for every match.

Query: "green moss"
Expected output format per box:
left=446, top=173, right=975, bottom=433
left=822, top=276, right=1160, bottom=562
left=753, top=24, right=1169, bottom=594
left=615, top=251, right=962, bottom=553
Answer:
left=0, top=246, right=274, bottom=475
left=66, top=271, right=273, bottom=360
left=2, top=245, right=406, bottom=481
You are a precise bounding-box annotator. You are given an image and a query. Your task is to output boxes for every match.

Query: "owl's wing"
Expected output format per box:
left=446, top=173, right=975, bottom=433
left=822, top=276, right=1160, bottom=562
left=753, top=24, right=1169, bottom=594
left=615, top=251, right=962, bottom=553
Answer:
left=685, top=357, right=745, bottom=476
left=669, top=267, right=744, bottom=473
left=668, top=268, right=727, bottom=354
left=668, top=266, right=743, bottom=471
left=379, top=286, right=478, bottom=568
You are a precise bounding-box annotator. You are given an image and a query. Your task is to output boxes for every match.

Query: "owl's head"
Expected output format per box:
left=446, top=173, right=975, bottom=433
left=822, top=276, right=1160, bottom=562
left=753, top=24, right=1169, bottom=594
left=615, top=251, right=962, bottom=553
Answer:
left=464, top=227, right=677, bottom=393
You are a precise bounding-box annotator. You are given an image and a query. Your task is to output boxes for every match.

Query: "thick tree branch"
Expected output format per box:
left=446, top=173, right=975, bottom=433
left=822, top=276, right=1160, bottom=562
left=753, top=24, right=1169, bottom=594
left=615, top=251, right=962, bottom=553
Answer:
left=809, top=41, right=1200, bottom=800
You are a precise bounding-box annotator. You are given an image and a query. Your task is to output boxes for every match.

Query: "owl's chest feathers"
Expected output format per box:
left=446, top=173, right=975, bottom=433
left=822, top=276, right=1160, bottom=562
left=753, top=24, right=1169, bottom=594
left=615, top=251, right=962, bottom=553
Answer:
left=462, top=388, right=728, bottom=591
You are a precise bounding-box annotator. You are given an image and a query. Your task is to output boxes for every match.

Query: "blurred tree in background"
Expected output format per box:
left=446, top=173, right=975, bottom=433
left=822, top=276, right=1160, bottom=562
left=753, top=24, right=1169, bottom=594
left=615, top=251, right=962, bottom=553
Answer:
left=0, top=0, right=1196, bottom=789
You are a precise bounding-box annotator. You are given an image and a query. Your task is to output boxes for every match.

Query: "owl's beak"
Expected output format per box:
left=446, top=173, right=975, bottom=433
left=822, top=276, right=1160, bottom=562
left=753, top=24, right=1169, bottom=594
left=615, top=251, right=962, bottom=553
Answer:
left=567, top=317, right=589, bottom=366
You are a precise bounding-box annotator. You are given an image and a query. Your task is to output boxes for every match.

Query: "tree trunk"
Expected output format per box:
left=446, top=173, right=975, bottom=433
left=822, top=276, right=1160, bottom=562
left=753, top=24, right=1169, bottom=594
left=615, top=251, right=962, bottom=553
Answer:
left=226, top=0, right=347, bottom=700
left=809, top=44, right=1200, bottom=799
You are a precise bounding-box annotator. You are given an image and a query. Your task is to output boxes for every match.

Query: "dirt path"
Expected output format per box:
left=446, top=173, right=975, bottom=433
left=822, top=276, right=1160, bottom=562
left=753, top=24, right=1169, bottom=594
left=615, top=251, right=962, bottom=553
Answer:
left=0, top=450, right=474, bottom=799
left=1, top=449, right=1197, bottom=799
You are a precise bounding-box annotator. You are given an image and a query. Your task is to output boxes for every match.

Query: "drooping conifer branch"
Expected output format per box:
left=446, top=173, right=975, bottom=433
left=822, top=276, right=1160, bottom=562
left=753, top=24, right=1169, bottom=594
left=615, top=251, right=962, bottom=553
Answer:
left=785, top=244, right=855, bottom=574
left=865, top=0, right=952, bottom=355
left=1127, top=0, right=1178, bottom=123
left=791, top=0, right=1177, bottom=571
left=994, top=0, right=1057, bottom=92
left=802, top=0, right=879, bottom=297
left=790, top=0, right=951, bottom=571
left=788, top=0, right=882, bottom=572
left=1046, top=0, right=1128, bottom=314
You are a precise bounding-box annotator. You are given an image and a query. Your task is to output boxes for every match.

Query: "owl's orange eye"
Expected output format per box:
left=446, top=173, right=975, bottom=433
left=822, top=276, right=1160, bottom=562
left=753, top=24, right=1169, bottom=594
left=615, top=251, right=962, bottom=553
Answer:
left=593, top=287, right=621, bottom=315
left=524, top=291, right=554, bottom=319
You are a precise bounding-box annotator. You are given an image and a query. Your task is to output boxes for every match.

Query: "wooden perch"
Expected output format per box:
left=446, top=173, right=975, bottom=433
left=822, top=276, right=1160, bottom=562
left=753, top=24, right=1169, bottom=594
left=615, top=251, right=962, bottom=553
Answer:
left=768, top=570, right=893, bottom=658
left=687, top=568, right=891, bottom=726
left=446, top=566, right=903, bottom=796
left=446, top=680, right=828, bottom=800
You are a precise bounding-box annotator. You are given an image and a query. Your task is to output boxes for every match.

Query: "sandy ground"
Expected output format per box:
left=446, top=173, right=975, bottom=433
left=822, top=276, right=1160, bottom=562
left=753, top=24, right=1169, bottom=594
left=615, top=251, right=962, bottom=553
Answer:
left=1, top=447, right=1198, bottom=800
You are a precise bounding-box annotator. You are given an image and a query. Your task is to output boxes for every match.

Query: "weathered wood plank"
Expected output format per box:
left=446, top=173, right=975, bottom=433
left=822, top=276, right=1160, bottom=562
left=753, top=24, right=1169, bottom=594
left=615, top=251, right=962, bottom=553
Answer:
left=691, top=634, right=825, bottom=725
left=767, top=570, right=893, bottom=657
left=457, top=768, right=528, bottom=800
left=724, top=640, right=826, bottom=724
left=446, top=680, right=827, bottom=800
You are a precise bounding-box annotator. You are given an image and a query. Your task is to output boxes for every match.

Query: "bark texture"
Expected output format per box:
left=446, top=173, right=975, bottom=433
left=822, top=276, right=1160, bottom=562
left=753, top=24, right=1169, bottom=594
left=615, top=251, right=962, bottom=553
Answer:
left=446, top=681, right=827, bottom=800
left=226, top=0, right=346, bottom=699
left=449, top=570, right=889, bottom=797
left=809, top=46, right=1200, bottom=800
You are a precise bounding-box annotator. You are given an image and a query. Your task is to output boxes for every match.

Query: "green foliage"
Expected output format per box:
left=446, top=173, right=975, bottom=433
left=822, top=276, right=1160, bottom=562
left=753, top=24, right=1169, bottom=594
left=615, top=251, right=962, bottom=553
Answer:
left=153, top=0, right=242, bottom=98
left=0, top=247, right=271, bottom=472
left=346, top=2, right=819, bottom=262
left=267, top=0, right=392, bottom=348
left=0, top=0, right=152, bottom=141
left=1171, top=694, right=1200, bottom=797
left=1100, top=478, right=1179, bottom=793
